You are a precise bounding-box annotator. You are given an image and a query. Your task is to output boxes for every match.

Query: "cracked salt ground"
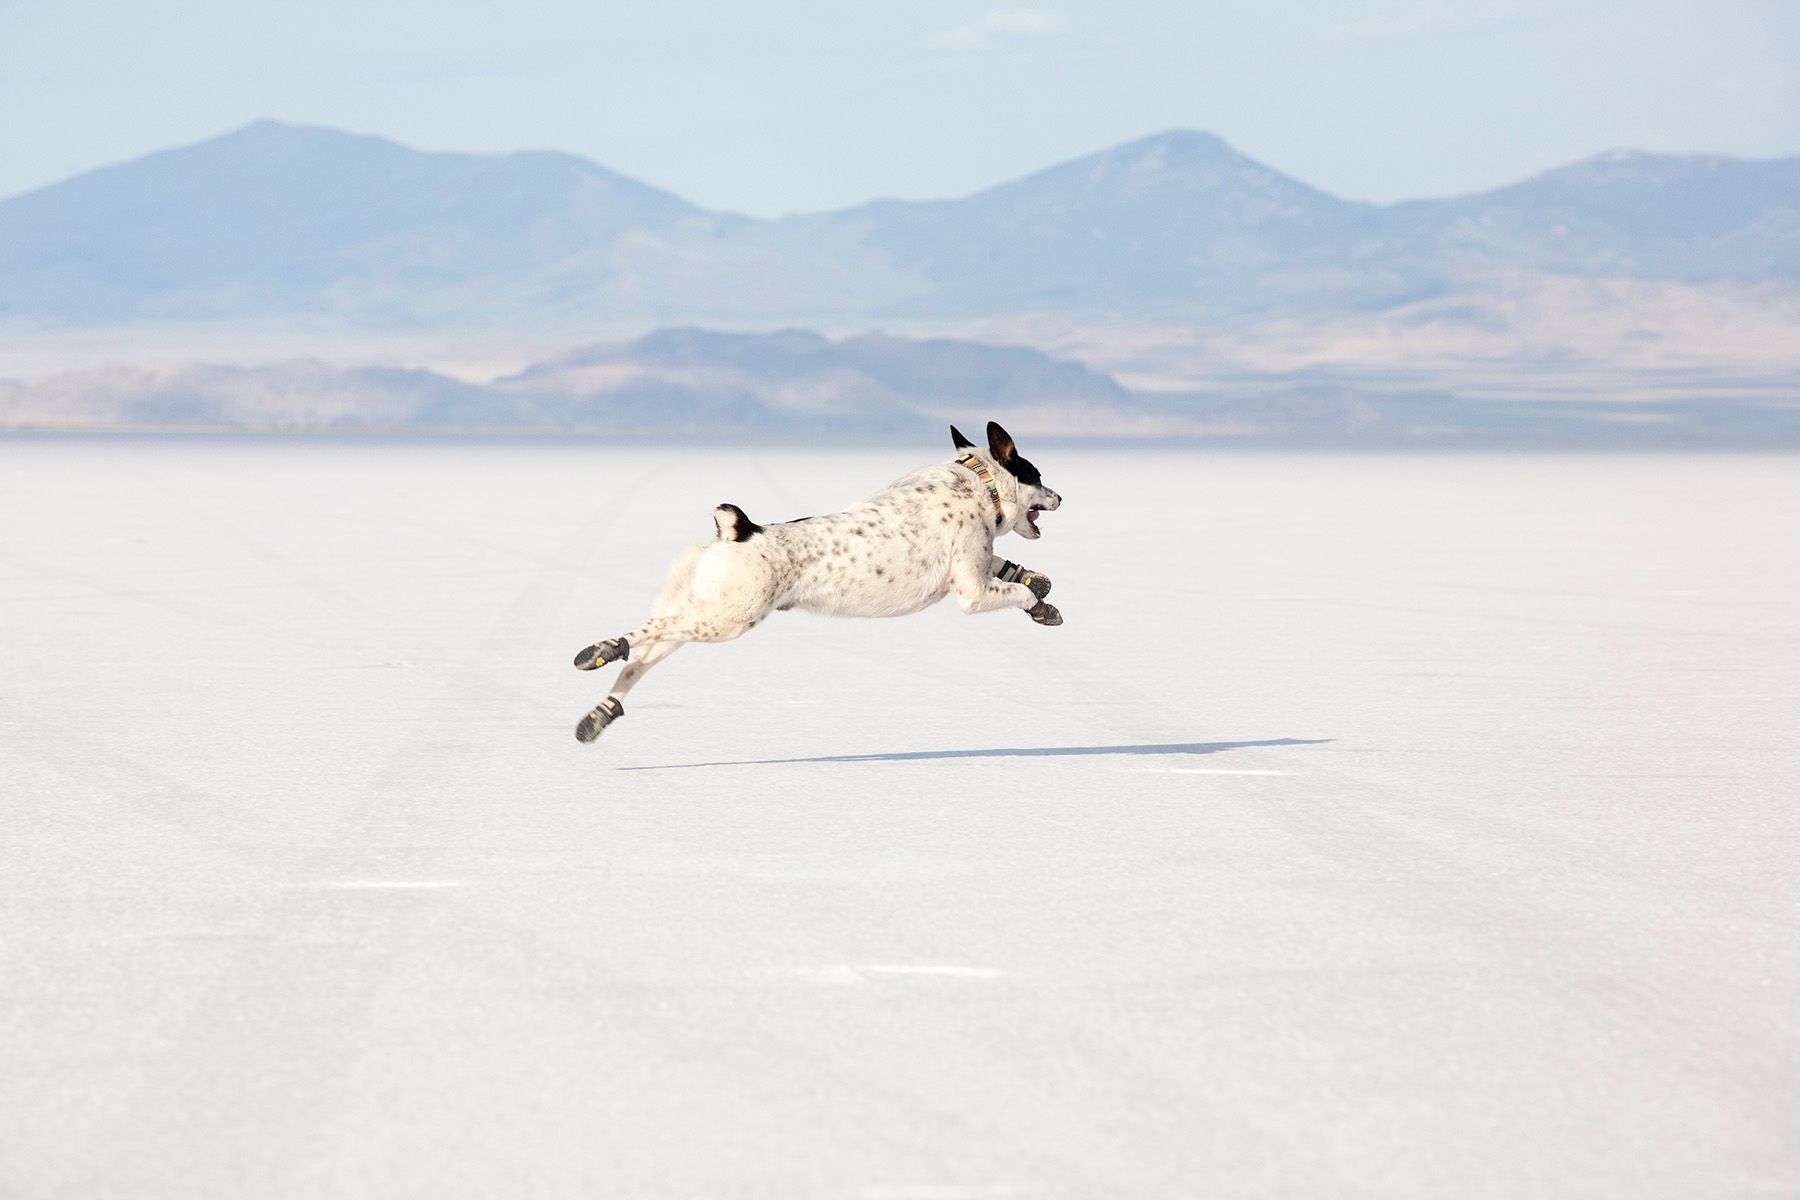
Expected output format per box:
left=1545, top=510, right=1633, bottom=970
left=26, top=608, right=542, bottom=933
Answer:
left=3, top=438, right=1798, bottom=1198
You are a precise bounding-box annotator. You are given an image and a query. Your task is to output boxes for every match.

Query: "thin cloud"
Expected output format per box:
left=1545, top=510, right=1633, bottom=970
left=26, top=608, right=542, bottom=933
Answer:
left=933, top=10, right=1070, bottom=55
left=1322, top=1, right=1526, bottom=48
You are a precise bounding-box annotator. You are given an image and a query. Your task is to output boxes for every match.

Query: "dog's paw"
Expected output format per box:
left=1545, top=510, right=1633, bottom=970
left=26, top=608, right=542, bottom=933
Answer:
left=576, top=697, right=624, bottom=743
left=1025, top=600, right=1063, bottom=627
left=997, top=561, right=1052, bottom=601
left=573, top=638, right=630, bottom=671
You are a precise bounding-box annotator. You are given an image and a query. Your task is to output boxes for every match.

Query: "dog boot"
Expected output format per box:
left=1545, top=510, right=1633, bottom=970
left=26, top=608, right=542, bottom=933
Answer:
left=996, top=560, right=1052, bottom=602
left=1025, top=599, right=1063, bottom=626
left=573, top=638, right=630, bottom=671
left=575, top=697, right=624, bottom=743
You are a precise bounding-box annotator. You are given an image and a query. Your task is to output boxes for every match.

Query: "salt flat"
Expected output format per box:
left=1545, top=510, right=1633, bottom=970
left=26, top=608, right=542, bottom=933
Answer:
left=3, top=437, right=1797, bottom=1199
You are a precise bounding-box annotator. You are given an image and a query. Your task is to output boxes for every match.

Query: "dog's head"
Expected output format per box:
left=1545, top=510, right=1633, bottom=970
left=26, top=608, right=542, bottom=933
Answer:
left=951, top=421, right=1062, bottom=540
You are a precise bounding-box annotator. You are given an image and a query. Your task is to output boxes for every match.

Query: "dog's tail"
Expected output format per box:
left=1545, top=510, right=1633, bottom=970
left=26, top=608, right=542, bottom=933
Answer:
left=712, top=503, right=763, bottom=543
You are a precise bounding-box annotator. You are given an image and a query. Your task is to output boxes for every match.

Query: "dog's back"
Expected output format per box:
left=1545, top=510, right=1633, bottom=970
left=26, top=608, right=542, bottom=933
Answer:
left=705, top=464, right=985, bottom=619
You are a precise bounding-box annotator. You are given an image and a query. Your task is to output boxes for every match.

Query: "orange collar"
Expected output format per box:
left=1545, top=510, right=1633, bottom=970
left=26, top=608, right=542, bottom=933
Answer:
left=956, top=452, right=1005, bottom=529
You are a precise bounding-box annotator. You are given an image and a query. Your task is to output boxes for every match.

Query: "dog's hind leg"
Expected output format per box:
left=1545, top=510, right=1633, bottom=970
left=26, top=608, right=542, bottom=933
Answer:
left=573, top=636, right=631, bottom=670
left=609, top=640, right=681, bottom=703
left=574, top=599, right=762, bottom=669
left=617, top=610, right=761, bottom=649
left=575, top=695, right=625, bottom=742
left=575, top=641, right=682, bottom=743
left=573, top=612, right=761, bottom=743
left=605, top=540, right=775, bottom=652
left=573, top=544, right=708, bottom=671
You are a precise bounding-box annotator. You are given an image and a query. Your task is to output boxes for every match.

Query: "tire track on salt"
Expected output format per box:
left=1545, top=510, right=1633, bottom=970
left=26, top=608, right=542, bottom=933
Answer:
left=65, top=452, right=670, bottom=1191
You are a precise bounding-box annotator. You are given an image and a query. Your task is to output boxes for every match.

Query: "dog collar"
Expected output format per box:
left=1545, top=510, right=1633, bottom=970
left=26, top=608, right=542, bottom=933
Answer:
left=956, top=452, right=1006, bottom=529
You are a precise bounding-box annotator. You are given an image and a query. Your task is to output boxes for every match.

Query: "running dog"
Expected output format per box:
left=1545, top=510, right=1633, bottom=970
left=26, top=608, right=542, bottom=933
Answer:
left=571, top=421, right=1063, bottom=742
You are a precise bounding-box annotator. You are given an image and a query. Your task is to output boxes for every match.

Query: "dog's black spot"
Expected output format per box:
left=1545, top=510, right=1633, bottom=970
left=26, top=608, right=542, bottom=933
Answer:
left=874, top=566, right=884, bottom=576
left=1008, top=454, right=1043, bottom=487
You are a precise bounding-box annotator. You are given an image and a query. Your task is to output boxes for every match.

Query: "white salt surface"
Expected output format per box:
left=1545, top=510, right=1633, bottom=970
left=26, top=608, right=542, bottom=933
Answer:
left=3, top=438, right=1798, bottom=1198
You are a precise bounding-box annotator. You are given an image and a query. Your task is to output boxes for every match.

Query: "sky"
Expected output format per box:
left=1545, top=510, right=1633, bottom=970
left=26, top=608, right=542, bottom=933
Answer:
left=3, top=0, right=1798, bottom=216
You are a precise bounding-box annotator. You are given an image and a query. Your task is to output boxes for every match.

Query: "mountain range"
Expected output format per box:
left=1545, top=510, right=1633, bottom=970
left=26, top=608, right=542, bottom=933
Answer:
left=3, top=121, right=1796, bottom=327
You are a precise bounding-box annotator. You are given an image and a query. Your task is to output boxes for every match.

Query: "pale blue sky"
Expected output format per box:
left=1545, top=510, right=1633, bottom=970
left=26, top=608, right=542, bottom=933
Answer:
left=3, top=0, right=1797, bottom=214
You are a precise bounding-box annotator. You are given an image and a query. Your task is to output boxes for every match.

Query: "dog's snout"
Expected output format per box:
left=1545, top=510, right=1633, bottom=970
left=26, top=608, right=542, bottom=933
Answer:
left=1043, top=489, right=1062, bottom=510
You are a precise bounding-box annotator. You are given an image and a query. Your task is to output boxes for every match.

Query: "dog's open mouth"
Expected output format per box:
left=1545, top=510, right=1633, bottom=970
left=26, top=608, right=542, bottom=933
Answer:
left=1027, top=505, right=1044, bottom=530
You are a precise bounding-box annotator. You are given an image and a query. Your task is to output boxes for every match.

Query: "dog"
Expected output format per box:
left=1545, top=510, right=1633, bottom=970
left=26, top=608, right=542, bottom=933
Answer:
left=571, top=421, right=1064, bottom=742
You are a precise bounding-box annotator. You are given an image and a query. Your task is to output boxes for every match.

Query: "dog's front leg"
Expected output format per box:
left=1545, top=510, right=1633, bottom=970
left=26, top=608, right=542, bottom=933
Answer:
left=952, top=560, right=1062, bottom=625
left=990, top=555, right=1052, bottom=603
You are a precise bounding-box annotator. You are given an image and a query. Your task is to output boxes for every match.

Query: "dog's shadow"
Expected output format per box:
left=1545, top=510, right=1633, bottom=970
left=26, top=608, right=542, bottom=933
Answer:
left=619, top=737, right=1332, bottom=772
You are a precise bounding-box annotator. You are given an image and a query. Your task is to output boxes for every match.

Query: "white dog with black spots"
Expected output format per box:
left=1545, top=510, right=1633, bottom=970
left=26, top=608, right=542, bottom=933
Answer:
left=572, top=421, right=1063, bottom=742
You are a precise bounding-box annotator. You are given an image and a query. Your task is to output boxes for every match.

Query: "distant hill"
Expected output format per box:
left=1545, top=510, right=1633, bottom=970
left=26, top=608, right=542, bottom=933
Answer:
left=0, top=121, right=707, bottom=322
left=794, top=130, right=1389, bottom=318
left=0, top=329, right=1142, bottom=435
left=4, top=326, right=1795, bottom=447
left=2, top=122, right=1795, bottom=327
left=499, top=327, right=1140, bottom=431
left=1391, top=150, right=1800, bottom=282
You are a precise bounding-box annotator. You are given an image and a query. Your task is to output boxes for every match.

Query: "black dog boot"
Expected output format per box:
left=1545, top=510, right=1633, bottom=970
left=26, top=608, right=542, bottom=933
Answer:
left=575, top=697, right=624, bottom=743
left=996, top=559, right=1052, bottom=602
left=573, top=638, right=630, bottom=671
left=1025, top=599, right=1063, bottom=627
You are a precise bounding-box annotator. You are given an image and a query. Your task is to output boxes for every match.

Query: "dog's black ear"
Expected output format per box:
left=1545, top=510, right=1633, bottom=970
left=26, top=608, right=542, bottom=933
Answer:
left=987, top=421, right=1018, bottom=466
left=950, top=424, right=976, bottom=451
